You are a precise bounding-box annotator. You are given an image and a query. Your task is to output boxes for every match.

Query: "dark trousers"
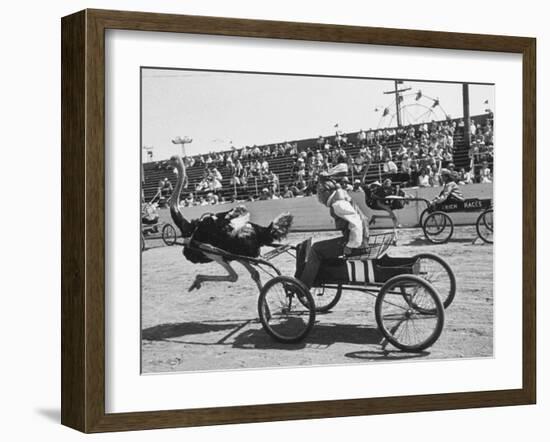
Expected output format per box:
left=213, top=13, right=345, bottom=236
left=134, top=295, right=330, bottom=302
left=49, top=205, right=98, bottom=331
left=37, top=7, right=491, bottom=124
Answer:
left=297, top=236, right=346, bottom=289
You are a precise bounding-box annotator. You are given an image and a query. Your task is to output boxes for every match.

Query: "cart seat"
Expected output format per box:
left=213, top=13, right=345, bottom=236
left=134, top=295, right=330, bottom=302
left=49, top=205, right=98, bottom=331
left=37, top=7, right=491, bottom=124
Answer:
left=312, top=253, right=419, bottom=286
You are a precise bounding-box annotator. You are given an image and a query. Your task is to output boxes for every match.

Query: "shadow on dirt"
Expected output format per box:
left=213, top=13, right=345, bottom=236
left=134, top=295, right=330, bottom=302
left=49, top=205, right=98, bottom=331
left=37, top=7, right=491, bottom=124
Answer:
left=404, top=237, right=474, bottom=246
left=232, top=322, right=384, bottom=350
left=142, top=320, right=247, bottom=341
left=143, top=321, right=432, bottom=360
left=345, top=349, right=430, bottom=361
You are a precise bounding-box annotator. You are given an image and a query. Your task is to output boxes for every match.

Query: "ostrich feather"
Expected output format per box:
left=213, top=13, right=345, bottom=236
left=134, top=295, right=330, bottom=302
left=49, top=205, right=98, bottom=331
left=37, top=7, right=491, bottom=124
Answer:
left=182, top=208, right=294, bottom=263
left=224, top=206, right=252, bottom=237
left=269, top=212, right=293, bottom=240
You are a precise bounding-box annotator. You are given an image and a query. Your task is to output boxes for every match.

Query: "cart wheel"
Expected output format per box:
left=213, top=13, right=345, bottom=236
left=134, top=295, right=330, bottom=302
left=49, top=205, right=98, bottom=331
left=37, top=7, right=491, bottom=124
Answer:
left=375, top=275, right=444, bottom=352
left=423, top=211, right=454, bottom=244
left=419, top=208, right=430, bottom=228
left=412, top=253, right=456, bottom=309
left=258, top=276, right=316, bottom=343
left=476, top=208, right=493, bottom=244
left=301, top=285, right=342, bottom=313
left=162, top=223, right=177, bottom=246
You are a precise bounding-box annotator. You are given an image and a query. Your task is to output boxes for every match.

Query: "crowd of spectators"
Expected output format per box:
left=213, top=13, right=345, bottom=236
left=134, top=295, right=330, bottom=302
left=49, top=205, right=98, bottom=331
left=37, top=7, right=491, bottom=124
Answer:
left=151, top=116, right=494, bottom=207
left=285, top=118, right=466, bottom=193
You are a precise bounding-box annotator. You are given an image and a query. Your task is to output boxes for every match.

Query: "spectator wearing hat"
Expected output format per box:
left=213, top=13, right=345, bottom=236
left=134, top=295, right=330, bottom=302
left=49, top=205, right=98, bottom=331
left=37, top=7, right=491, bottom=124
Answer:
left=259, top=188, right=271, bottom=200
left=340, top=176, right=353, bottom=191
left=206, top=192, right=219, bottom=205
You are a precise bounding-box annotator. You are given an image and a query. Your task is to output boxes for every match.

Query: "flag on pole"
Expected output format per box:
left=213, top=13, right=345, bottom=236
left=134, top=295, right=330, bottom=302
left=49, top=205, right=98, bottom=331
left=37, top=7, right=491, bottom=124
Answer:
left=334, top=123, right=339, bottom=128
left=483, top=99, right=489, bottom=104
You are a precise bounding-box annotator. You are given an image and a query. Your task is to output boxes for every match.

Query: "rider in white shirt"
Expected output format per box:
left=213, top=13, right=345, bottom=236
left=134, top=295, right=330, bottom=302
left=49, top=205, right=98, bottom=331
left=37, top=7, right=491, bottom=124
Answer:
left=297, top=177, right=370, bottom=289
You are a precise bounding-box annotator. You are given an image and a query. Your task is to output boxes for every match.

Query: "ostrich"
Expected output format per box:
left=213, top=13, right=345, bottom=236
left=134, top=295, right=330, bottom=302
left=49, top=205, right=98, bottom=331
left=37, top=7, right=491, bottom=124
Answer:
left=167, top=154, right=293, bottom=291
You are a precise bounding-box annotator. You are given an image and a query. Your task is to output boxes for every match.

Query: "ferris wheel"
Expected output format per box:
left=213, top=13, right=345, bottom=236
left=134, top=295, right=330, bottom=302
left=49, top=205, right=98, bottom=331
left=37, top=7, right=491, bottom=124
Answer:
left=374, top=81, right=450, bottom=128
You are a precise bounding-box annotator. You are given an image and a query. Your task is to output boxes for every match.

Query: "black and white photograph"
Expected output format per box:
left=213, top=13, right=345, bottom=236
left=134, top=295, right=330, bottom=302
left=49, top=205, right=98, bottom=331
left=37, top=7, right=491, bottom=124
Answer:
left=140, top=68, right=494, bottom=373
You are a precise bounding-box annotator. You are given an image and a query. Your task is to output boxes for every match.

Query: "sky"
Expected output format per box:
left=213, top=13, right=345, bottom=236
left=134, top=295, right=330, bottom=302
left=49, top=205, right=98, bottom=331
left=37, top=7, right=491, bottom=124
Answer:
left=141, top=68, right=494, bottom=161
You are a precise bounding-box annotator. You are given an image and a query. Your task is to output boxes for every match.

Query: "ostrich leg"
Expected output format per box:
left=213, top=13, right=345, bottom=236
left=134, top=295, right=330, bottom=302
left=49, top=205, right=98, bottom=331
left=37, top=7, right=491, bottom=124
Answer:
left=188, top=254, right=239, bottom=291
left=240, top=261, right=262, bottom=291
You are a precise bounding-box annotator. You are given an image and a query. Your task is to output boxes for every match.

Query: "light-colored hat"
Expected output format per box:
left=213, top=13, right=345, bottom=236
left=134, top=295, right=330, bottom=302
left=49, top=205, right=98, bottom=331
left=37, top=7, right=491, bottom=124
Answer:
left=318, top=179, right=337, bottom=192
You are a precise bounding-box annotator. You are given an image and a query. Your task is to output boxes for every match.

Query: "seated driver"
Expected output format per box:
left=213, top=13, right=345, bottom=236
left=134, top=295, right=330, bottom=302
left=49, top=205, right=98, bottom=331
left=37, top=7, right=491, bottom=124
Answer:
left=141, top=202, right=160, bottom=228
left=368, top=178, right=399, bottom=225
left=430, top=169, right=464, bottom=206
left=297, top=176, right=370, bottom=290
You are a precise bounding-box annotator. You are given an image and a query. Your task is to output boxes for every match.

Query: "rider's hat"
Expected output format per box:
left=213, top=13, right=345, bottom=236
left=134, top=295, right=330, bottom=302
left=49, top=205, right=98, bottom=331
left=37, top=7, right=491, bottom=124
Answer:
left=440, top=168, right=452, bottom=176
left=317, top=179, right=337, bottom=192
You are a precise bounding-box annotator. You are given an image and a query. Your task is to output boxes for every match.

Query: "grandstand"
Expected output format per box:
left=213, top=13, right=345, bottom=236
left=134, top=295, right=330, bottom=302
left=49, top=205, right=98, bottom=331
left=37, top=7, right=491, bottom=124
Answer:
left=142, top=114, right=493, bottom=203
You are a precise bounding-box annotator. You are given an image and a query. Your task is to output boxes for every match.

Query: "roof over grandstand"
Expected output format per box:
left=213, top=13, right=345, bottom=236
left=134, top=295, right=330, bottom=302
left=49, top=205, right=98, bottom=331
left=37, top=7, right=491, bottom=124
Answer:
left=142, top=68, right=494, bottom=161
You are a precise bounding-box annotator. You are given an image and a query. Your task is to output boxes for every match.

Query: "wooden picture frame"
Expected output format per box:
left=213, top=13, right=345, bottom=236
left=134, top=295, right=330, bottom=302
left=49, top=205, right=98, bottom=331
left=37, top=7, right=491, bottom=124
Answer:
left=61, top=8, right=536, bottom=433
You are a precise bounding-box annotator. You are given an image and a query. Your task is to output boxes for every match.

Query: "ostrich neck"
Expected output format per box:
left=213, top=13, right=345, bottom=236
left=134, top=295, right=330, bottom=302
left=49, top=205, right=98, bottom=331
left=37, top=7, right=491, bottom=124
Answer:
left=169, top=156, right=193, bottom=236
left=169, top=160, right=185, bottom=209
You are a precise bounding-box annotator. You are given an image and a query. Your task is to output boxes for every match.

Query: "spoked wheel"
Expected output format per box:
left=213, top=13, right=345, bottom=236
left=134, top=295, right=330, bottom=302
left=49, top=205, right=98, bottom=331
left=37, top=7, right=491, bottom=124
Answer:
left=258, top=276, right=316, bottom=343
left=419, top=208, right=430, bottom=228
left=476, top=208, right=493, bottom=244
left=299, top=285, right=342, bottom=313
left=413, top=253, right=456, bottom=308
left=375, top=275, right=444, bottom=352
left=162, top=223, right=177, bottom=246
left=423, top=211, right=454, bottom=244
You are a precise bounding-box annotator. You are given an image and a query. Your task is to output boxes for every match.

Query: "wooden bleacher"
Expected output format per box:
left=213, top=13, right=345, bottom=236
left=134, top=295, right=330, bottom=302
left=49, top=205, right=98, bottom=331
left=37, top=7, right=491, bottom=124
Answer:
left=142, top=114, right=492, bottom=202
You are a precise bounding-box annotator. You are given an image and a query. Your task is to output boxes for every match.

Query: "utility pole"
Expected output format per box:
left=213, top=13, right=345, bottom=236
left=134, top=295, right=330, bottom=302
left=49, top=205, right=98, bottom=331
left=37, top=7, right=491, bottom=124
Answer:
left=462, top=83, right=471, bottom=149
left=383, top=80, right=411, bottom=127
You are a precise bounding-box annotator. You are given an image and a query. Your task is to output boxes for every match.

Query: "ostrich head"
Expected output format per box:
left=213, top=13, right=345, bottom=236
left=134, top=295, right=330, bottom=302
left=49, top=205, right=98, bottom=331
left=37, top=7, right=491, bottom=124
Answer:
left=168, top=154, right=181, bottom=169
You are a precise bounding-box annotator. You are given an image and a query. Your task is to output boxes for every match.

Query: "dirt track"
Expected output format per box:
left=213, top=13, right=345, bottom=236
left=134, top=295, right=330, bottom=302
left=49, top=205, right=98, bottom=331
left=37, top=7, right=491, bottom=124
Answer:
left=141, top=226, right=493, bottom=373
